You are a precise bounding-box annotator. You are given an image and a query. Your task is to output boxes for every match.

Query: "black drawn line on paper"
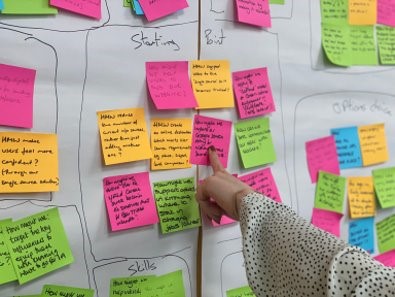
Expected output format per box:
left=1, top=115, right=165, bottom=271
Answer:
left=220, top=251, right=243, bottom=297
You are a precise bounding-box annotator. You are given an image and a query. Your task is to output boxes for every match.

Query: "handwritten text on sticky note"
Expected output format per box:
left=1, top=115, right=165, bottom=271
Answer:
left=311, top=208, right=342, bottom=237
left=348, top=177, right=375, bottom=219
left=0, top=219, right=17, bottom=285
left=315, top=171, right=346, bottom=213
left=373, top=167, right=395, bottom=208
left=235, top=0, right=271, bottom=28
left=349, top=217, right=374, bottom=253
left=50, top=0, right=101, bottom=19
left=349, top=0, right=377, bottom=25
left=376, top=26, right=395, bottom=64
left=330, top=126, right=362, bottom=169
left=97, top=108, right=152, bottom=165
left=41, top=284, right=94, bottom=297
left=358, top=123, right=388, bottom=166
left=377, top=214, right=395, bottom=253
left=0, top=132, right=59, bottom=193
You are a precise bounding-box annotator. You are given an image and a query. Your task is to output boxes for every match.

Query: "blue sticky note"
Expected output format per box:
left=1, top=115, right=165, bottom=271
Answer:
left=0, top=0, right=4, bottom=10
left=349, top=217, right=374, bottom=253
left=133, top=0, right=144, bottom=15
left=330, top=126, right=362, bottom=169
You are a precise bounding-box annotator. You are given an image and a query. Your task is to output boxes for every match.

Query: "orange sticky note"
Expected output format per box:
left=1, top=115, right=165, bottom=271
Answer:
left=348, top=177, right=375, bottom=219
left=150, top=118, right=192, bottom=170
left=97, top=108, right=152, bottom=165
left=0, top=132, right=59, bottom=193
left=358, top=123, right=388, bottom=166
left=349, top=0, right=377, bottom=25
left=190, top=60, right=234, bottom=109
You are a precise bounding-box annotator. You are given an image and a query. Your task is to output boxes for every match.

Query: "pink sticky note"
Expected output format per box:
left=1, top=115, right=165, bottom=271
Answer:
left=103, top=172, right=159, bottom=231
left=50, top=0, right=101, bottom=19
left=377, top=0, right=395, bottom=27
left=306, top=136, right=340, bottom=183
left=239, top=168, right=282, bottom=203
left=138, top=0, right=188, bottom=22
left=374, top=250, right=395, bottom=267
left=235, top=0, right=271, bottom=28
left=190, top=115, right=232, bottom=168
left=212, top=215, right=236, bottom=227
left=311, top=208, right=342, bottom=237
left=0, top=63, right=36, bottom=128
left=146, top=61, right=197, bottom=110
left=232, top=67, right=275, bottom=119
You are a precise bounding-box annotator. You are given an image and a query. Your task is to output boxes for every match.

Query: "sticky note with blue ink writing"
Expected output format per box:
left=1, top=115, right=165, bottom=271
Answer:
left=330, top=126, right=362, bottom=169
left=349, top=217, right=374, bottom=253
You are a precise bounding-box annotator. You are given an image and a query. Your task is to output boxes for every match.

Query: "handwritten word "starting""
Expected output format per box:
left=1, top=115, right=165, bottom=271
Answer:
left=131, top=31, right=181, bottom=51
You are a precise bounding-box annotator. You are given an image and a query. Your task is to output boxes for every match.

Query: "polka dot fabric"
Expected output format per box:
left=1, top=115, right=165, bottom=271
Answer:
left=239, top=192, right=395, bottom=297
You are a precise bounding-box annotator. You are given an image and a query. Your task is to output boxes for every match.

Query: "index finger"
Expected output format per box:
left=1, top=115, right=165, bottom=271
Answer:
left=208, top=146, right=224, bottom=173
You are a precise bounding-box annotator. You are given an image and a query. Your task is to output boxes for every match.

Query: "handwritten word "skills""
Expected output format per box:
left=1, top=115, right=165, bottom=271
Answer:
left=131, top=31, right=181, bottom=51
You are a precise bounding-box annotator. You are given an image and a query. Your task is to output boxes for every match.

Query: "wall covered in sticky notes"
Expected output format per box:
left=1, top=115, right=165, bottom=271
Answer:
left=1, top=0, right=395, bottom=296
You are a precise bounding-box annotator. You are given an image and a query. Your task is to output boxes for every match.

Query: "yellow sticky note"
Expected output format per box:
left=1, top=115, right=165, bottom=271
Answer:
left=348, top=177, right=375, bottom=218
left=349, top=0, right=377, bottom=25
left=97, top=108, right=152, bottom=165
left=358, top=123, right=388, bottom=166
left=0, top=132, right=59, bottom=193
left=190, top=60, right=234, bottom=109
left=150, top=118, right=192, bottom=170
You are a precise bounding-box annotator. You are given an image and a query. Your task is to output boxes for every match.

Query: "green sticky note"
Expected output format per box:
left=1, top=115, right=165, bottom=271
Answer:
left=1, top=0, right=57, bottom=14
left=153, top=177, right=201, bottom=234
left=0, top=219, right=17, bottom=285
left=227, top=285, right=256, bottom=297
left=3, top=208, right=74, bottom=284
left=314, top=171, right=346, bottom=213
left=235, top=117, right=276, bottom=168
left=270, top=0, right=285, bottom=4
left=320, top=0, right=348, bottom=24
left=41, top=284, right=94, bottom=297
left=321, top=23, right=352, bottom=66
left=377, top=214, right=395, bottom=253
left=110, top=275, right=155, bottom=297
left=13, top=295, right=41, bottom=297
left=123, top=0, right=131, bottom=7
left=373, top=167, right=395, bottom=208
left=349, top=26, right=378, bottom=65
left=376, top=26, right=395, bottom=65
left=143, top=270, right=185, bottom=297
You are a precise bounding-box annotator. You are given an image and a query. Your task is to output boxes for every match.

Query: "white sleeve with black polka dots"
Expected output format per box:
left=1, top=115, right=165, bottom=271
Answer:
left=239, top=192, right=395, bottom=297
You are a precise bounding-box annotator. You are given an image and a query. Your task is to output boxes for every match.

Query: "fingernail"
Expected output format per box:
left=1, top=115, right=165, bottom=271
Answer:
left=208, top=145, right=216, bottom=152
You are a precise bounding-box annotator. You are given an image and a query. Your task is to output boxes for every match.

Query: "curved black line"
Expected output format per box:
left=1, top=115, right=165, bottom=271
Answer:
left=219, top=251, right=243, bottom=297
left=0, top=26, right=33, bottom=35
left=217, top=237, right=241, bottom=245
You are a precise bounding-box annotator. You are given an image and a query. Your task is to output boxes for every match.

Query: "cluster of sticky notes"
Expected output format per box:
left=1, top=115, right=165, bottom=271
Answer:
left=306, top=123, right=388, bottom=183
left=235, top=0, right=272, bottom=28
left=0, top=63, right=36, bottom=129
left=123, top=0, right=188, bottom=21
left=0, top=132, right=59, bottom=193
left=103, top=172, right=159, bottom=232
left=226, top=285, right=256, bottom=297
left=320, top=0, right=395, bottom=65
left=0, top=0, right=101, bottom=19
left=0, top=208, right=73, bottom=285
left=111, top=270, right=185, bottom=297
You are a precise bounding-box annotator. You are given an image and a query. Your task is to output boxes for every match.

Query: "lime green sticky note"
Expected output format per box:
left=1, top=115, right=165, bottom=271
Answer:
left=143, top=270, right=185, bottom=297
left=349, top=25, right=378, bottom=65
left=0, top=219, right=17, bottom=285
left=123, top=0, right=131, bottom=7
left=110, top=275, right=155, bottom=297
left=321, top=23, right=352, bottom=66
left=376, top=26, right=395, bottom=65
left=153, top=177, right=201, bottom=234
left=42, top=285, right=94, bottom=297
left=314, top=171, right=346, bottom=213
left=227, top=285, right=256, bottom=297
left=320, top=0, right=348, bottom=24
left=4, top=208, right=74, bottom=284
left=270, top=0, right=285, bottom=4
left=235, top=117, right=276, bottom=168
left=2, top=0, right=57, bottom=14
left=373, top=167, right=395, bottom=208
left=377, top=214, right=395, bottom=253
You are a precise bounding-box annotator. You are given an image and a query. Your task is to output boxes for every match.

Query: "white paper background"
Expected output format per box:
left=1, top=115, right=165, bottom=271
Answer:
left=1, top=0, right=395, bottom=296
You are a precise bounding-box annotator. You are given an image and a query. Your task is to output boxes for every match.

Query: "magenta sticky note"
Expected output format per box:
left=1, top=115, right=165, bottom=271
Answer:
left=138, top=0, right=188, bottom=22
left=190, top=115, right=232, bottom=168
left=235, top=0, right=271, bottom=28
left=0, top=63, right=36, bottom=128
left=50, top=0, right=101, bottom=19
left=239, top=168, right=282, bottom=203
left=311, top=208, right=342, bottom=237
left=212, top=215, right=236, bottom=227
left=374, top=250, right=395, bottom=267
left=103, top=172, right=159, bottom=231
left=232, top=67, right=275, bottom=119
left=146, top=61, right=198, bottom=110
left=306, top=136, right=340, bottom=183
left=377, top=0, right=395, bottom=27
